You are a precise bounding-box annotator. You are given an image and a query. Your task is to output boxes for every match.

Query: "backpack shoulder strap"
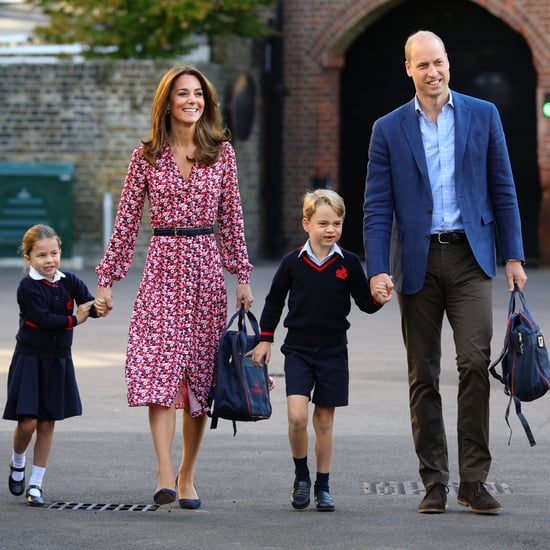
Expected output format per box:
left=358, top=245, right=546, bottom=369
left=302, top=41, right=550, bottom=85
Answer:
left=489, top=286, right=518, bottom=387
left=506, top=395, right=536, bottom=447
left=488, top=342, right=509, bottom=386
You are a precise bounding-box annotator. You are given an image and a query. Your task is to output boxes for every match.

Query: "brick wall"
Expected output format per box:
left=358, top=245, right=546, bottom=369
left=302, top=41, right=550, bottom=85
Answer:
left=281, top=0, right=550, bottom=262
left=3, top=0, right=550, bottom=266
left=0, top=60, right=263, bottom=267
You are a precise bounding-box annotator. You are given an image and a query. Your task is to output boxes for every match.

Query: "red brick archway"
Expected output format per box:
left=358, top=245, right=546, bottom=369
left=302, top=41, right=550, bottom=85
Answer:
left=282, top=0, right=550, bottom=262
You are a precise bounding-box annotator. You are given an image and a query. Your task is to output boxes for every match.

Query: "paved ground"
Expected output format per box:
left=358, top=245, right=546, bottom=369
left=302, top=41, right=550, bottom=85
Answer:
left=1, top=262, right=549, bottom=549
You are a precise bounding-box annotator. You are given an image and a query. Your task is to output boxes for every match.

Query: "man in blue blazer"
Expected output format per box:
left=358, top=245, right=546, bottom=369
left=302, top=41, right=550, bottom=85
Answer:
left=363, top=30, right=527, bottom=515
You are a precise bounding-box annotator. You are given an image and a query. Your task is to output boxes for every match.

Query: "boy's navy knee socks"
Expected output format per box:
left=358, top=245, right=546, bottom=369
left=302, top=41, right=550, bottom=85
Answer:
left=293, top=456, right=310, bottom=482
left=314, top=472, right=330, bottom=493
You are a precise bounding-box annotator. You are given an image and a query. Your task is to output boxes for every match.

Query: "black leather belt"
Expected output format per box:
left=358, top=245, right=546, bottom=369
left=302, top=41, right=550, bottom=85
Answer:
left=153, top=226, right=214, bottom=237
left=431, top=231, right=466, bottom=244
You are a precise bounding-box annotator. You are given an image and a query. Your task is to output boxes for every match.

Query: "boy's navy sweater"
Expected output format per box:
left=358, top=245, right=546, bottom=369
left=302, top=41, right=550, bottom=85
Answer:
left=14, top=272, right=98, bottom=358
left=259, top=247, right=381, bottom=348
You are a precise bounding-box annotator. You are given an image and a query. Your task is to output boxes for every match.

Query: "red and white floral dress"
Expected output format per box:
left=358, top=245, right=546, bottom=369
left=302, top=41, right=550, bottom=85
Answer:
left=96, top=141, right=253, bottom=417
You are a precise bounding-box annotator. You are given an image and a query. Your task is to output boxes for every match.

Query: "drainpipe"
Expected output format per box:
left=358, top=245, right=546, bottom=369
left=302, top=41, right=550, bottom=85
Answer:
left=261, top=0, right=286, bottom=258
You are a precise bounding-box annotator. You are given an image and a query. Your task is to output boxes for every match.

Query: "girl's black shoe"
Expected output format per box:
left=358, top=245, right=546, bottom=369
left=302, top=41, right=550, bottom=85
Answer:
left=8, top=463, right=25, bottom=496
left=26, top=485, right=44, bottom=507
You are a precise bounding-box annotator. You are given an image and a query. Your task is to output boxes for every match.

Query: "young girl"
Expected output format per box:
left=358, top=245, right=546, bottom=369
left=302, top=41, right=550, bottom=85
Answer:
left=3, top=224, right=105, bottom=507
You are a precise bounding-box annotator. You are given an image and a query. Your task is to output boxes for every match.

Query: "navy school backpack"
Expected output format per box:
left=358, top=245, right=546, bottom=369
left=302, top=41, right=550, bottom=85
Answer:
left=208, top=305, right=272, bottom=436
left=489, top=285, right=550, bottom=446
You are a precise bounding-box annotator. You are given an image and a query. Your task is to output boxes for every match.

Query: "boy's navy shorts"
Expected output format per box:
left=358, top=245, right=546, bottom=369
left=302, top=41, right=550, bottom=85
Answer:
left=281, top=343, right=349, bottom=407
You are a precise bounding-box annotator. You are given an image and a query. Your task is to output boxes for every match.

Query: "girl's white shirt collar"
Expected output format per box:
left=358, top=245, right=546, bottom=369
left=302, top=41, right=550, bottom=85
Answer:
left=29, top=266, right=65, bottom=283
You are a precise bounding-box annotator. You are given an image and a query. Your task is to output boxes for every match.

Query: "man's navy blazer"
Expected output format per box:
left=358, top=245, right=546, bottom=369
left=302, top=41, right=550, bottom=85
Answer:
left=363, top=90, right=525, bottom=295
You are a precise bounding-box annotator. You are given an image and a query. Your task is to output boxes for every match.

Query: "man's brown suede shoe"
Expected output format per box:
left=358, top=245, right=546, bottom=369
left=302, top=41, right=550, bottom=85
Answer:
left=457, top=482, right=501, bottom=514
left=418, top=483, right=448, bottom=513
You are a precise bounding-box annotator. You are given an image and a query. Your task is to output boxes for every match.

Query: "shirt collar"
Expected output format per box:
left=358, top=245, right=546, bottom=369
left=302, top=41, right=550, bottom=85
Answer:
left=29, top=266, right=65, bottom=283
left=414, top=89, right=454, bottom=114
left=299, top=240, right=344, bottom=263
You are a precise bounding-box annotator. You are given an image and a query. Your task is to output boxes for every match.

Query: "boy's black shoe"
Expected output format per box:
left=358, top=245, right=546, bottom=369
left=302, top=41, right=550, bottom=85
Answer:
left=291, top=479, right=311, bottom=509
left=8, top=463, right=25, bottom=496
left=314, top=490, right=335, bottom=511
left=418, top=482, right=448, bottom=513
left=457, top=481, right=501, bottom=514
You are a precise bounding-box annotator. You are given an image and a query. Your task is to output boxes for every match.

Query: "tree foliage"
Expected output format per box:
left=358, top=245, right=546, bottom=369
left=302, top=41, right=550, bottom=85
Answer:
left=27, top=0, right=274, bottom=59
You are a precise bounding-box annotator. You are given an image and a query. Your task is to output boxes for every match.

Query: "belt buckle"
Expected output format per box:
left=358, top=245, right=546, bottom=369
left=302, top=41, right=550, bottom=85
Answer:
left=437, top=233, right=450, bottom=244
left=173, top=227, right=180, bottom=236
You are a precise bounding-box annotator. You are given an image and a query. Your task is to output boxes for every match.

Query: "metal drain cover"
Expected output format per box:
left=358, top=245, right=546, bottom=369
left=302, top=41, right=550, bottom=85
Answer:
left=363, top=481, right=511, bottom=496
left=47, top=502, right=160, bottom=512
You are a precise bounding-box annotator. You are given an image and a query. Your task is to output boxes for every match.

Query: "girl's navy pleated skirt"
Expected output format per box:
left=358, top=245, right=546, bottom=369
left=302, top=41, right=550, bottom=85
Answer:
left=2, top=351, right=82, bottom=421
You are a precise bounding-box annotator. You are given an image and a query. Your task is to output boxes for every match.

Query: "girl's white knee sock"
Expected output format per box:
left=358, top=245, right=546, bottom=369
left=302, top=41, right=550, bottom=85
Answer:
left=29, top=465, right=46, bottom=488
left=10, top=451, right=26, bottom=481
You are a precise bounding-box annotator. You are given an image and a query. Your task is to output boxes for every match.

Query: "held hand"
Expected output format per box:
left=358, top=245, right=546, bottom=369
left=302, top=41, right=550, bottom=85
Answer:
left=94, top=297, right=108, bottom=316
left=76, top=300, right=93, bottom=325
left=505, top=261, right=528, bottom=291
left=372, top=280, right=391, bottom=305
left=236, top=283, right=254, bottom=312
left=95, top=286, right=113, bottom=316
left=247, top=348, right=275, bottom=388
left=252, top=341, right=271, bottom=367
left=370, top=273, right=394, bottom=304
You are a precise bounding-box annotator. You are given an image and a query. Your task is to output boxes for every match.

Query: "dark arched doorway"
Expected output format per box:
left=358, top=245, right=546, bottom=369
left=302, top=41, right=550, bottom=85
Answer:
left=340, top=0, right=539, bottom=260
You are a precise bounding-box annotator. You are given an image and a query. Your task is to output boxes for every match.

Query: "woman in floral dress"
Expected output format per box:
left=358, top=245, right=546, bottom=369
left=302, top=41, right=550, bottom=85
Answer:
left=95, top=66, right=254, bottom=508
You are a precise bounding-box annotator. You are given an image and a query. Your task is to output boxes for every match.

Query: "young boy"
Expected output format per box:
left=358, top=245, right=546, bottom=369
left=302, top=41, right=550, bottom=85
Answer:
left=252, top=189, right=389, bottom=511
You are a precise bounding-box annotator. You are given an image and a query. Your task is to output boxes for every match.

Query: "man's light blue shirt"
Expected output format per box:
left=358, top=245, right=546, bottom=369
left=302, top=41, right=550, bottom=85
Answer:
left=415, top=90, right=463, bottom=233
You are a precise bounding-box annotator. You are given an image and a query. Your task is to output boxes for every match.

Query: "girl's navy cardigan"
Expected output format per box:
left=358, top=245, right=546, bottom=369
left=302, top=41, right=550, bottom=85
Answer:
left=14, top=272, right=98, bottom=358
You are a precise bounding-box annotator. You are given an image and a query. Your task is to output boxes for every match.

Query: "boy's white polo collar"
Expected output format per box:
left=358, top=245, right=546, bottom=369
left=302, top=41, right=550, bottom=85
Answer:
left=299, top=240, right=344, bottom=266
